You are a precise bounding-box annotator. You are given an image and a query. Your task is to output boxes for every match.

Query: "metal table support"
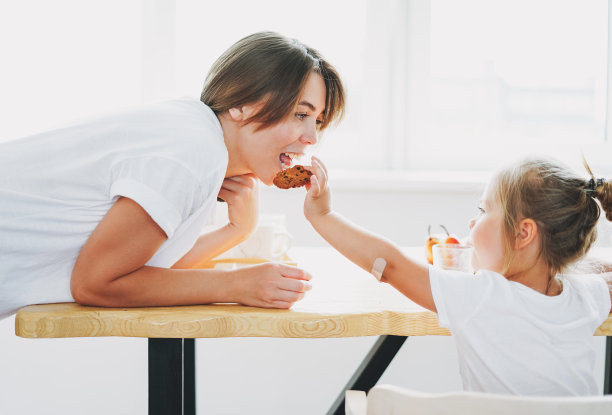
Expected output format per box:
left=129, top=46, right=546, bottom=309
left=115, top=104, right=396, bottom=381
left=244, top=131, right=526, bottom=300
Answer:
left=149, top=338, right=196, bottom=415
left=327, top=335, right=408, bottom=415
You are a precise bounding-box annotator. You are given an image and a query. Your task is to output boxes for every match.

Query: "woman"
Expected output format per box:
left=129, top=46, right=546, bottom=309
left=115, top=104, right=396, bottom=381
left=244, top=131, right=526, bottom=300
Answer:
left=0, top=32, right=345, bottom=318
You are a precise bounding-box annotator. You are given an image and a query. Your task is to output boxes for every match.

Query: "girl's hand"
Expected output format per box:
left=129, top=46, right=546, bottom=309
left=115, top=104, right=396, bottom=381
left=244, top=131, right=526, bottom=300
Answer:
left=304, top=156, right=332, bottom=222
left=233, top=263, right=312, bottom=309
left=218, top=174, right=259, bottom=238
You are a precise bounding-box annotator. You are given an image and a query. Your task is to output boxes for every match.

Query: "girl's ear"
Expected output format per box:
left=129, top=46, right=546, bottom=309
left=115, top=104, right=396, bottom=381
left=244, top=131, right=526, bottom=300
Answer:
left=515, top=218, right=538, bottom=250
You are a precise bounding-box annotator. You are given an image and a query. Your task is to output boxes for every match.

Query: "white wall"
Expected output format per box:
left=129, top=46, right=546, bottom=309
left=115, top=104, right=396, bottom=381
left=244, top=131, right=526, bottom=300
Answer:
left=1, top=182, right=609, bottom=414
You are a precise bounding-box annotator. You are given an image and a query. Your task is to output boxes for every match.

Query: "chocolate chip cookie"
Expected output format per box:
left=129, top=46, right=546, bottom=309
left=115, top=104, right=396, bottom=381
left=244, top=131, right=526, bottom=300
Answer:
left=273, top=165, right=313, bottom=189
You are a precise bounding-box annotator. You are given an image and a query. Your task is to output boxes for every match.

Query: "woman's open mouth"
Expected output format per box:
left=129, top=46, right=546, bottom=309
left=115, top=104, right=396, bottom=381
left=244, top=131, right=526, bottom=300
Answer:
left=279, top=152, right=301, bottom=169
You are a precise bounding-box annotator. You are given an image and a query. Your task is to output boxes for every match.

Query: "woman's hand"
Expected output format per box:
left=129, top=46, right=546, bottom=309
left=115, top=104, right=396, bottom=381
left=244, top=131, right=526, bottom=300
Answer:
left=232, top=262, right=312, bottom=309
left=304, top=156, right=332, bottom=222
left=218, top=174, right=259, bottom=239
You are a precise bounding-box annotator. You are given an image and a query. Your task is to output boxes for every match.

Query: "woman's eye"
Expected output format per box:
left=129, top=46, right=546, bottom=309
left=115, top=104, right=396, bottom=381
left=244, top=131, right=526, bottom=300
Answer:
left=295, top=113, right=307, bottom=120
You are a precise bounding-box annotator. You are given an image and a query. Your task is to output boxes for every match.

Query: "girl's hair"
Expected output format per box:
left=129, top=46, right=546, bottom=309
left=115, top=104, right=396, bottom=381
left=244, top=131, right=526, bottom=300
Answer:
left=201, top=31, right=345, bottom=132
left=494, top=157, right=612, bottom=276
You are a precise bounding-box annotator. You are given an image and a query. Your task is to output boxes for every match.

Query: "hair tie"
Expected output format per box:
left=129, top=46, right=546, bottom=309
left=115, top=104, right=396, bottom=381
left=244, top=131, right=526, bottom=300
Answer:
left=586, top=178, right=605, bottom=195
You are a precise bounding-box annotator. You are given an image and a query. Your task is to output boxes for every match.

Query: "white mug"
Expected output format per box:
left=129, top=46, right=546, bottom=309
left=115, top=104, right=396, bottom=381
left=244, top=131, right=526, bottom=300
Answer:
left=237, top=214, right=293, bottom=260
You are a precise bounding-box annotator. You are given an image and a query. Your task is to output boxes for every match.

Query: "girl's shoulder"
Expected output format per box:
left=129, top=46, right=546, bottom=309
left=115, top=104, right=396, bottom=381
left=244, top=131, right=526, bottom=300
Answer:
left=560, top=274, right=611, bottom=319
left=561, top=274, right=609, bottom=300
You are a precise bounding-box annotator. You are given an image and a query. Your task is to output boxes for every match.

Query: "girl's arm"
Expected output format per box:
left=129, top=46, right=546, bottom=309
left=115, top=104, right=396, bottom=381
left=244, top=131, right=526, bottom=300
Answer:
left=304, top=157, right=436, bottom=312
left=70, top=196, right=311, bottom=309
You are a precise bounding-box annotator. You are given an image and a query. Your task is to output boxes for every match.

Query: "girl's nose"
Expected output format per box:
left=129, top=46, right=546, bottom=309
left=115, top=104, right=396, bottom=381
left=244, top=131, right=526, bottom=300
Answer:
left=468, top=218, right=476, bottom=230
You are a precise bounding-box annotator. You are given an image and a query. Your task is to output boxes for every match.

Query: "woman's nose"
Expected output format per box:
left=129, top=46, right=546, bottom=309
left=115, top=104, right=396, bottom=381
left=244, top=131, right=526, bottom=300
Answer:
left=299, top=121, right=318, bottom=146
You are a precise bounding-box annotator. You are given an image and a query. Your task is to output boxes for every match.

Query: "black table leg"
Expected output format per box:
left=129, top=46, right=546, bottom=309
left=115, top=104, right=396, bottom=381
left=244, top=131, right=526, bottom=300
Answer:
left=149, top=338, right=196, bottom=415
left=605, top=336, right=612, bottom=395
left=327, top=335, right=408, bottom=415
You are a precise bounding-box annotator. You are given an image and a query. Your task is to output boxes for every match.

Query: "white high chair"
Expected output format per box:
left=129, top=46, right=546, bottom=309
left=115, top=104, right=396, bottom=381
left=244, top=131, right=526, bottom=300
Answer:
left=345, top=385, right=612, bottom=415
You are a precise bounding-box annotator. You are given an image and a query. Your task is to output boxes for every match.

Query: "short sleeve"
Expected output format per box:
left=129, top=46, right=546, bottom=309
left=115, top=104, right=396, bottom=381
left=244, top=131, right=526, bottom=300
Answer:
left=429, top=266, right=501, bottom=330
left=109, top=156, right=206, bottom=238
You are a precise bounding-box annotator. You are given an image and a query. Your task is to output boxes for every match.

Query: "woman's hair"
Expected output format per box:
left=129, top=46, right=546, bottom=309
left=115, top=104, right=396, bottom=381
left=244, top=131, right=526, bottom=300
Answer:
left=201, top=31, right=345, bottom=132
left=493, top=157, right=612, bottom=276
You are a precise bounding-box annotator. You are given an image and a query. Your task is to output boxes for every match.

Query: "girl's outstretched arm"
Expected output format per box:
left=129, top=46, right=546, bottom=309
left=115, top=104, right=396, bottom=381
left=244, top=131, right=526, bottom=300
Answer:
left=304, top=157, right=436, bottom=311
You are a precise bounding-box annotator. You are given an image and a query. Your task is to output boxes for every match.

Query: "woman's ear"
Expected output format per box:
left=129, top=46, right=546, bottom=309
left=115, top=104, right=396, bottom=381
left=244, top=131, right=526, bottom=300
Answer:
left=228, top=103, right=259, bottom=122
left=228, top=106, right=246, bottom=121
left=515, top=218, right=538, bottom=250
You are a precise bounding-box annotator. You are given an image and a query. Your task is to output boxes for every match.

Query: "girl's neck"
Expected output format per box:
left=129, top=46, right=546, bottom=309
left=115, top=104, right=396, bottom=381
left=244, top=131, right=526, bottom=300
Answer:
left=505, top=257, right=562, bottom=296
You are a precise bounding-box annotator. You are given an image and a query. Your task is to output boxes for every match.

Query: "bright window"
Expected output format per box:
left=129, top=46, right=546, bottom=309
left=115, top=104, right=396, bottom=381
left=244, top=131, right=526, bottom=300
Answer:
left=2, top=0, right=610, bottom=176
left=414, top=0, right=609, bottom=172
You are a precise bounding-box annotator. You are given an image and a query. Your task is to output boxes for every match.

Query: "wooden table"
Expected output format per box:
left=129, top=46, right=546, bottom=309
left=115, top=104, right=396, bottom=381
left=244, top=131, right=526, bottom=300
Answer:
left=14, top=247, right=612, bottom=415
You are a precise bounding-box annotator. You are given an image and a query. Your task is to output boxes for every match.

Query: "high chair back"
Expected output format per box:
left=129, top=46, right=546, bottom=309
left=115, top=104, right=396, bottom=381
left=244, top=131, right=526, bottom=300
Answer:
left=345, top=385, right=612, bottom=415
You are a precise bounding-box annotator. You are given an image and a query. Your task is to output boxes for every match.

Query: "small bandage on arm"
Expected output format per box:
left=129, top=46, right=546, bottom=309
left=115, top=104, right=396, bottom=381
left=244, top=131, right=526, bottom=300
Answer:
left=371, top=257, right=387, bottom=281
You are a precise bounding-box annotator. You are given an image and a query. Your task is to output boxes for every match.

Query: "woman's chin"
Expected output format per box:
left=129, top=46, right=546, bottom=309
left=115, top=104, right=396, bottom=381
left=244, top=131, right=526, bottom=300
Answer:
left=260, top=173, right=274, bottom=186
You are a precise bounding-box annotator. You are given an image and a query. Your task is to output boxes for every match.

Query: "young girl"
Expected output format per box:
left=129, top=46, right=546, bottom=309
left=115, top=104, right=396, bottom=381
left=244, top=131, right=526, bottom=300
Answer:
left=0, top=32, right=344, bottom=319
left=304, top=156, right=612, bottom=396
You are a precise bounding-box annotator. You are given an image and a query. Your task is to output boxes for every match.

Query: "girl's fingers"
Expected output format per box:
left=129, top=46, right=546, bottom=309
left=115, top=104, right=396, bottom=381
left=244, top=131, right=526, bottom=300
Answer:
left=311, top=158, right=328, bottom=187
left=312, top=156, right=328, bottom=176
left=307, top=174, right=320, bottom=197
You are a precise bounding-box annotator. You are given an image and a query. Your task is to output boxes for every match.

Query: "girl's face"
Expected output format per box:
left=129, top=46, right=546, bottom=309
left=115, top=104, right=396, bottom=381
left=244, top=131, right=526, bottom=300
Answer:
left=466, top=181, right=507, bottom=273
left=240, top=72, right=326, bottom=185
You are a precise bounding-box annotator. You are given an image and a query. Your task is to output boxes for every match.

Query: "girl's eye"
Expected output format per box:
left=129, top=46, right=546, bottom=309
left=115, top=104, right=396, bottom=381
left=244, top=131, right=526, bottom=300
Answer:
left=295, top=113, right=307, bottom=120
left=477, top=207, right=485, bottom=215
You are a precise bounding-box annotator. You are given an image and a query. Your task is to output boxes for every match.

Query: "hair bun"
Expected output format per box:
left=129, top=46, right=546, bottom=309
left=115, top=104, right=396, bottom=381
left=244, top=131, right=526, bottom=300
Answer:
left=594, top=180, right=612, bottom=221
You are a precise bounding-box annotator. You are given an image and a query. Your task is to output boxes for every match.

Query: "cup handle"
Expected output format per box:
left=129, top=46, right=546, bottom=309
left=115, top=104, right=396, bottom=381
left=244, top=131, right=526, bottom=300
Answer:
left=272, top=232, right=293, bottom=258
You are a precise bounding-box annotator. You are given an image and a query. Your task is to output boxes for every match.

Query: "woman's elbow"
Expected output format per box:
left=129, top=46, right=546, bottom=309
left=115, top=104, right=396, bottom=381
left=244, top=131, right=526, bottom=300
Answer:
left=70, top=272, right=111, bottom=306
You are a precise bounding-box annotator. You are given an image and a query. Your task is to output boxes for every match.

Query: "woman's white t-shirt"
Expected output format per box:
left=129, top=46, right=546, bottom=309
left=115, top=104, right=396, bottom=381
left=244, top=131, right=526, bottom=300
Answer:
left=429, top=267, right=611, bottom=396
left=0, top=99, right=228, bottom=319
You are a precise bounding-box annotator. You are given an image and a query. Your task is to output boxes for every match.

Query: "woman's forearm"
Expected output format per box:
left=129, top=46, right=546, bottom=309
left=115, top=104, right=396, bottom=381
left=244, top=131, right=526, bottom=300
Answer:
left=71, top=261, right=311, bottom=310
left=71, top=265, right=234, bottom=307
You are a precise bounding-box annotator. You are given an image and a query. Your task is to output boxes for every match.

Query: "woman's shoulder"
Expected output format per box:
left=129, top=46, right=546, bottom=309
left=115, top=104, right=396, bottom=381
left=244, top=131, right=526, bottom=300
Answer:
left=136, top=98, right=222, bottom=137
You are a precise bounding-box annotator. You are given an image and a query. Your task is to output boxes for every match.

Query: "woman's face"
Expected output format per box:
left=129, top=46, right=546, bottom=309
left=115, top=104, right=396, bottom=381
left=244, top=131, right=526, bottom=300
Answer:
left=240, top=72, right=326, bottom=185
left=466, top=181, right=507, bottom=273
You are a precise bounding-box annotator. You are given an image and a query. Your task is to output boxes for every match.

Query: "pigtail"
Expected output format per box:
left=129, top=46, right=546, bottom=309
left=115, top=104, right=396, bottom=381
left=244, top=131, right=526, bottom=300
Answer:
left=582, top=156, right=612, bottom=221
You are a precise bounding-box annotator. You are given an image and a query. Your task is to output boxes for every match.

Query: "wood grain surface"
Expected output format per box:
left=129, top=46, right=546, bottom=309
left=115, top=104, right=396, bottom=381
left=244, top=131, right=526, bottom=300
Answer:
left=15, top=302, right=450, bottom=339
left=14, top=247, right=612, bottom=339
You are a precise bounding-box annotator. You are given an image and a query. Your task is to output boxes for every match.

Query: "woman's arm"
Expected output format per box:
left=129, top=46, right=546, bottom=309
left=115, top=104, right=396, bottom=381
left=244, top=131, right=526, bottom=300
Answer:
left=304, top=157, right=435, bottom=311
left=70, top=197, right=311, bottom=309
left=173, top=173, right=259, bottom=269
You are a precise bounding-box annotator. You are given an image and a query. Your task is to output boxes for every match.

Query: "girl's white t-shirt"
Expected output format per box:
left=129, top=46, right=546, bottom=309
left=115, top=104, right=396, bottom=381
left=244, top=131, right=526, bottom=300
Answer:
left=429, top=266, right=611, bottom=396
left=0, top=99, right=228, bottom=319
